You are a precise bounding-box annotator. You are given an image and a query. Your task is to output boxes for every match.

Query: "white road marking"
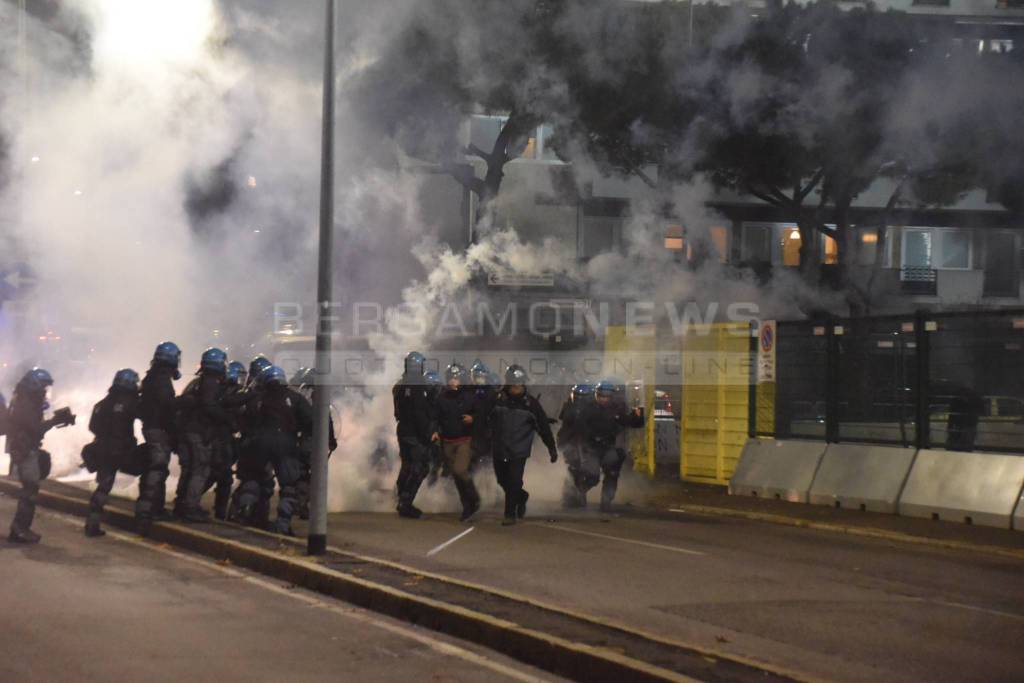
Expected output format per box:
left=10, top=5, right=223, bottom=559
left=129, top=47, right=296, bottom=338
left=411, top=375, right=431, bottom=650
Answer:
left=427, top=527, right=475, bottom=557
left=916, top=598, right=1024, bottom=623
left=38, top=510, right=556, bottom=683
left=530, top=522, right=707, bottom=556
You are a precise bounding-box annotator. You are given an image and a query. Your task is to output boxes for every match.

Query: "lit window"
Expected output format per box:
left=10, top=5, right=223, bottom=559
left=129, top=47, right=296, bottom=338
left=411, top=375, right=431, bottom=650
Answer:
left=781, top=226, right=802, bottom=267
left=900, top=227, right=972, bottom=271
left=665, top=224, right=684, bottom=251
left=709, top=225, right=729, bottom=263
left=938, top=230, right=970, bottom=269
left=823, top=236, right=838, bottom=265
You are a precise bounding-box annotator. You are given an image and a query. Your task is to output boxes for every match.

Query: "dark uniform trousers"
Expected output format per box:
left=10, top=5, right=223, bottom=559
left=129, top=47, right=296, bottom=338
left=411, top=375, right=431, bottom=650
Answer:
left=136, top=429, right=173, bottom=521
left=10, top=449, right=43, bottom=532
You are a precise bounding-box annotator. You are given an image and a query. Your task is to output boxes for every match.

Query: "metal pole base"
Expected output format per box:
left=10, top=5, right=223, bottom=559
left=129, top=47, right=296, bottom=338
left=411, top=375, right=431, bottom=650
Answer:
left=307, top=534, right=327, bottom=556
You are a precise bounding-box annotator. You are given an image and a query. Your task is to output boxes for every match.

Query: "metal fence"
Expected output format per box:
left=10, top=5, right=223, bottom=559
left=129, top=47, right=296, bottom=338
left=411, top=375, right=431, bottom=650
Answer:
left=758, top=309, right=1024, bottom=454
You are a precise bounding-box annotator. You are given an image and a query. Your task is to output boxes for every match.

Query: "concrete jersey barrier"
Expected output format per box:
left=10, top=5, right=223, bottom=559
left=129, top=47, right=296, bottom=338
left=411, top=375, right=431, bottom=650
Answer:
left=899, top=449, right=1024, bottom=529
left=808, top=444, right=917, bottom=514
left=729, top=438, right=827, bottom=503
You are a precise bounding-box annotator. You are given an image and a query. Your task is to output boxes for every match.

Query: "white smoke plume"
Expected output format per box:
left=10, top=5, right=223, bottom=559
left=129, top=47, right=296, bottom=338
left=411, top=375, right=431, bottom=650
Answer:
left=0, top=0, right=858, bottom=512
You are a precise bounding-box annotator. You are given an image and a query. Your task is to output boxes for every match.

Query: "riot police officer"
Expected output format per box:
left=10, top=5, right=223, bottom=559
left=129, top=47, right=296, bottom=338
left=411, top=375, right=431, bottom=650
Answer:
left=488, top=365, right=557, bottom=526
left=230, top=360, right=249, bottom=391
left=290, top=367, right=337, bottom=520
left=233, top=365, right=312, bottom=535
left=575, top=379, right=645, bottom=512
left=392, top=351, right=438, bottom=519
left=247, top=355, right=272, bottom=389
left=84, top=369, right=140, bottom=537
left=200, top=360, right=247, bottom=520
left=229, top=358, right=275, bottom=527
left=468, top=361, right=496, bottom=472
left=6, top=368, right=75, bottom=543
left=176, top=348, right=230, bottom=522
left=136, top=341, right=181, bottom=536
left=557, top=383, right=593, bottom=508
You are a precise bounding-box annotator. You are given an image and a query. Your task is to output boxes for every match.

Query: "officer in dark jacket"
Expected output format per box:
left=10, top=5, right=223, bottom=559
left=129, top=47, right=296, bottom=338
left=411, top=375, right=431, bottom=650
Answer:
left=488, top=365, right=558, bottom=526
left=85, top=369, right=140, bottom=537
left=6, top=368, right=74, bottom=543
left=135, top=341, right=181, bottom=535
left=200, top=360, right=247, bottom=520
left=291, top=367, right=337, bottom=520
left=557, top=383, right=593, bottom=508
left=393, top=351, right=438, bottom=519
left=229, top=359, right=273, bottom=527
left=233, top=365, right=313, bottom=535
left=176, top=348, right=230, bottom=522
left=436, top=363, right=481, bottom=522
left=468, top=361, right=496, bottom=473
left=576, top=379, right=645, bottom=512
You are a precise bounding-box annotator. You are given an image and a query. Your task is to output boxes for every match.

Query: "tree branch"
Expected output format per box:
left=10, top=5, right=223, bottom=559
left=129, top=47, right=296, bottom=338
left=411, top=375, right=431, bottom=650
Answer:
left=796, top=167, right=825, bottom=203
left=464, top=143, right=493, bottom=163
left=746, top=184, right=787, bottom=208
left=628, top=163, right=657, bottom=189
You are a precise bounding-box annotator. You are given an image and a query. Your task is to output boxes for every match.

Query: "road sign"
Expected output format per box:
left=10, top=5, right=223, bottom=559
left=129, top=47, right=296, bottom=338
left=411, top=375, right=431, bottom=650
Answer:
left=757, top=320, right=776, bottom=384
left=487, top=273, right=555, bottom=288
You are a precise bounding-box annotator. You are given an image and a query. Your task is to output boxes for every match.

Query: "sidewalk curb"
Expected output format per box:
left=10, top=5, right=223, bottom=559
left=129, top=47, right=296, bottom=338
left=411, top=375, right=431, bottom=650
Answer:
left=663, top=503, right=1024, bottom=562
left=0, top=479, right=804, bottom=683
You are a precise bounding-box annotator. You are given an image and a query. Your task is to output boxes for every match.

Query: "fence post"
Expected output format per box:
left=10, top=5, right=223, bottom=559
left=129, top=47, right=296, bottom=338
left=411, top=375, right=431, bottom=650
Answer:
left=914, top=309, right=931, bottom=450
left=826, top=318, right=840, bottom=443
left=748, top=321, right=757, bottom=438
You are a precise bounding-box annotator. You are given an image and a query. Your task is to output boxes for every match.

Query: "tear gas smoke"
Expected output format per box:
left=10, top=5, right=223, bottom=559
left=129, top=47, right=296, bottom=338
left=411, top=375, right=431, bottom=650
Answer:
left=2, top=1, right=974, bottom=513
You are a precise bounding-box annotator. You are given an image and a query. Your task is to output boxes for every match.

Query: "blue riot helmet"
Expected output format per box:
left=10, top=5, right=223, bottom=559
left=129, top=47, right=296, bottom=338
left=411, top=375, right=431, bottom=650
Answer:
left=249, top=354, right=272, bottom=381
left=404, top=351, right=426, bottom=377
left=261, top=365, right=288, bottom=387
left=18, top=367, right=54, bottom=394
left=424, top=370, right=441, bottom=387
left=153, top=341, right=181, bottom=368
left=291, top=367, right=316, bottom=388
left=200, top=347, right=228, bottom=375
left=112, top=368, right=140, bottom=393
left=445, top=363, right=466, bottom=383
left=571, top=383, right=594, bottom=401
left=504, top=364, right=528, bottom=387
left=594, top=378, right=622, bottom=402
left=226, top=361, right=246, bottom=385
left=470, top=360, right=490, bottom=385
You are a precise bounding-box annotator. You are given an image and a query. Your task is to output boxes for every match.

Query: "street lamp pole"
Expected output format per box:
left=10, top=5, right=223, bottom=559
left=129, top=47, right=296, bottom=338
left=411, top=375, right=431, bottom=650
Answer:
left=308, top=0, right=336, bottom=556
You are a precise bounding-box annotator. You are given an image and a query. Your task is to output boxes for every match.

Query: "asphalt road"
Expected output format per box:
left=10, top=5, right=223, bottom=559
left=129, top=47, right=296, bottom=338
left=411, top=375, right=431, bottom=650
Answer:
left=0, top=494, right=562, bottom=683
left=312, top=498, right=1024, bottom=683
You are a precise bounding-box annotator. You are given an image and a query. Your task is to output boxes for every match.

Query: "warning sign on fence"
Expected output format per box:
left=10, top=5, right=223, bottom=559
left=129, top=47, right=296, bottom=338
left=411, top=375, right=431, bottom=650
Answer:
left=757, top=320, right=777, bottom=384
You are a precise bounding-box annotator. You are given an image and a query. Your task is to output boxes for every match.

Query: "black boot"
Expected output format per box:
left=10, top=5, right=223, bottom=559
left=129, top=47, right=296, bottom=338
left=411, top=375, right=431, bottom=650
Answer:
left=460, top=499, right=481, bottom=523
left=397, top=503, right=423, bottom=519
left=8, top=526, right=41, bottom=544
left=181, top=508, right=211, bottom=523
left=516, top=490, right=529, bottom=519
left=85, top=515, right=106, bottom=538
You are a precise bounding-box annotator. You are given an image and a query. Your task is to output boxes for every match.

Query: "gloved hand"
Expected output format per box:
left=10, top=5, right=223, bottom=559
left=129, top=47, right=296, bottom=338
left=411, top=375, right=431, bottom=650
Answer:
left=548, top=447, right=558, bottom=464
